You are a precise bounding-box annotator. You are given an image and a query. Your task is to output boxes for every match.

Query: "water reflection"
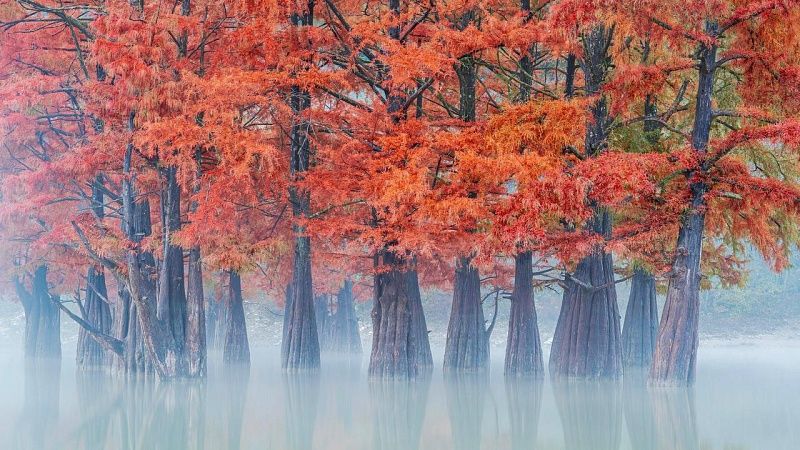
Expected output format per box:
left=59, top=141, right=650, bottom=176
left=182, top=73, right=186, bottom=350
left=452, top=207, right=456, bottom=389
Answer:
left=284, top=371, right=320, bottom=450
left=444, top=373, right=487, bottom=450
left=649, top=387, right=699, bottom=450
left=505, top=377, right=543, bottom=450
left=16, top=361, right=61, bottom=450
left=622, top=370, right=657, bottom=450
left=4, top=346, right=800, bottom=450
left=553, top=380, right=623, bottom=450
left=370, top=375, right=430, bottom=450
left=222, top=366, right=249, bottom=450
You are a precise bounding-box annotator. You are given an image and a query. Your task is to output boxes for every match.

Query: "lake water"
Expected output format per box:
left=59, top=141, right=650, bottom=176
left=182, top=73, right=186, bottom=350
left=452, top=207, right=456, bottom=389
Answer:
left=0, top=342, right=798, bottom=450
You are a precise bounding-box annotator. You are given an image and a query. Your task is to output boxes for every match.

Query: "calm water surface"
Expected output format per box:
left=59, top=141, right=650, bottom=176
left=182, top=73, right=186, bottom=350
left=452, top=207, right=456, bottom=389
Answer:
left=0, top=343, right=798, bottom=450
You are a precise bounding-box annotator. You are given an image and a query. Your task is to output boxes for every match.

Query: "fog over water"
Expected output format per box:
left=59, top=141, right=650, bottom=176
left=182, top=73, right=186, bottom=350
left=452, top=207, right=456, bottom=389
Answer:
left=1, top=329, right=799, bottom=449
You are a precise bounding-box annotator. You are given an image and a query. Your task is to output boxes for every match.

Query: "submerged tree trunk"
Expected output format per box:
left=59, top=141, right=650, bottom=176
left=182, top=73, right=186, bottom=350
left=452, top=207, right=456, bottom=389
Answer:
left=622, top=269, right=659, bottom=370
left=282, top=235, right=320, bottom=371
left=15, top=265, right=61, bottom=360
left=651, top=25, right=717, bottom=386
left=319, top=279, right=362, bottom=354
left=77, top=179, right=112, bottom=369
left=77, top=266, right=112, bottom=368
left=550, top=210, right=622, bottom=379
left=223, top=271, right=250, bottom=366
left=186, top=245, right=205, bottom=377
left=505, top=251, right=544, bottom=377
left=281, top=0, right=321, bottom=372
left=369, top=251, right=433, bottom=378
left=550, top=26, right=622, bottom=380
left=444, top=257, right=489, bottom=372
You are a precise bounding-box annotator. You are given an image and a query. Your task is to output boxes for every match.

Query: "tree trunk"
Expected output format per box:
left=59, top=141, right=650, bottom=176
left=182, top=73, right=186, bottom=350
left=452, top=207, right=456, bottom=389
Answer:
left=157, top=166, right=188, bottom=366
left=282, top=235, right=320, bottom=371
left=650, top=26, right=717, bottom=386
left=369, top=250, right=433, bottom=378
left=649, top=208, right=704, bottom=385
left=186, top=245, right=206, bottom=377
left=550, top=210, right=622, bottom=379
left=224, top=271, right=250, bottom=366
left=443, top=257, right=489, bottom=372
left=185, top=148, right=206, bottom=377
left=319, top=279, right=362, bottom=354
left=505, top=251, right=545, bottom=377
left=120, top=143, right=186, bottom=378
left=77, top=266, right=112, bottom=368
left=550, top=26, right=622, bottom=380
left=15, top=265, right=61, bottom=360
left=622, top=269, right=659, bottom=370
left=77, top=178, right=112, bottom=369
left=282, top=0, right=321, bottom=372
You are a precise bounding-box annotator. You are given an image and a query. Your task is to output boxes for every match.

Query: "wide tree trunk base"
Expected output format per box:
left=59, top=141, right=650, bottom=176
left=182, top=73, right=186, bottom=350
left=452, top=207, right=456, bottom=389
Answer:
left=369, top=253, right=432, bottom=378
left=505, top=252, right=544, bottom=378
left=622, top=269, right=659, bottom=371
left=444, top=258, right=488, bottom=373
left=549, top=250, right=622, bottom=380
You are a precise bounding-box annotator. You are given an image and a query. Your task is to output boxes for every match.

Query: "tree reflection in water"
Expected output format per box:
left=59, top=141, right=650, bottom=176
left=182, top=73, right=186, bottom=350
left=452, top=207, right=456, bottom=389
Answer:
left=444, top=372, right=487, bottom=450
left=370, top=375, right=431, bottom=450
left=506, top=377, right=543, bottom=450
left=553, top=380, right=623, bottom=450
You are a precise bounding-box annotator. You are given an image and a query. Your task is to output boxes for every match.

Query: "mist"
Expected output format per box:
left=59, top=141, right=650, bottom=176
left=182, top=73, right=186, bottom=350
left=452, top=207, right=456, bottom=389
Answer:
left=1, top=259, right=799, bottom=450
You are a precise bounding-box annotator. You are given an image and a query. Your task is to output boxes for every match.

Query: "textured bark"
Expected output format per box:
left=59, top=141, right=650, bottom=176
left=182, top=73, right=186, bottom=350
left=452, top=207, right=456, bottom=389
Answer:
left=120, top=143, right=186, bottom=378
left=282, top=236, right=320, bottom=370
left=77, top=179, right=113, bottom=369
left=157, top=166, right=187, bottom=362
left=505, top=251, right=545, bottom=377
left=185, top=148, right=206, bottom=377
left=550, top=211, right=622, bottom=379
left=443, top=257, right=489, bottom=372
left=186, top=245, right=206, bottom=377
left=15, top=265, right=61, bottom=360
left=553, top=381, right=623, bottom=450
left=281, top=0, right=321, bottom=372
left=622, top=269, right=659, bottom=370
left=370, top=376, right=431, bottom=450
left=77, top=266, right=112, bottom=368
left=369, top=251, right=433, bottom=378
left=223, top=271, right=250, bottom=366
left=444, top=373, right=486, bottom=450
left=317, top=279, right=363, bottom=354
left=506, top=377, right=543, bottom=450
left=650, top=24, right=717, bottom=386
left=550, top=26, right=622, bottom=380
